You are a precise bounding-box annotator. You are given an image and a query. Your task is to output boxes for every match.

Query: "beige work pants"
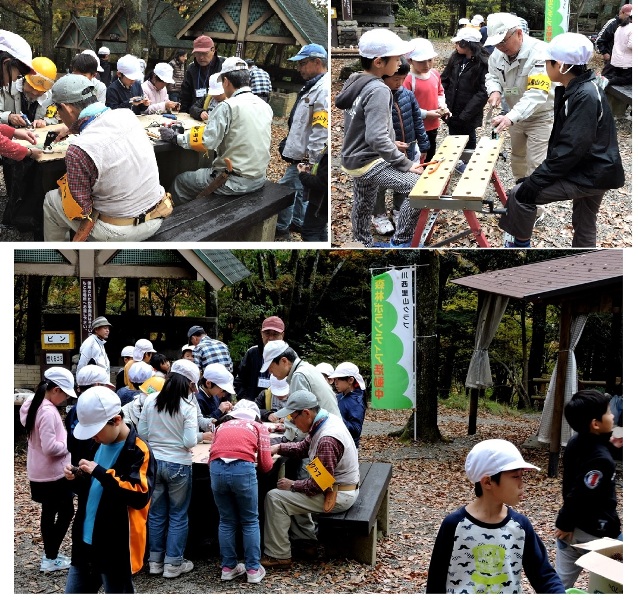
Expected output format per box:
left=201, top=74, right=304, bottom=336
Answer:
left=508, top=112, right=553, bottom=181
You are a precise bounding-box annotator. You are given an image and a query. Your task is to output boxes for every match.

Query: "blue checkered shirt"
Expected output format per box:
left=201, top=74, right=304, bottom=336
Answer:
left=249, top=67, right=272, bottom=97
left=193, top=335, right=233, bottom=372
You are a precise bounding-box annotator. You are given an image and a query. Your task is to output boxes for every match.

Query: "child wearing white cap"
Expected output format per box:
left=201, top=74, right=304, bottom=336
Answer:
left=189, top=75, right=226, bottom=121
left=63, top=386, right=155, bottom=592
left=332, top=362, right=366, bottom=448
left=105, top=54, right=150, bottom=113
left=255, top=373, right=290, bottom=422
left=19, top=367, right=76, bottom=573
left=208, top=399, right=273, bottom=583
left=499, top=32, right=625, bottom=248
left=196, top=362, right=235, bottom=420
left=335, top=29, right=427, bottom=248
left=142, top=62, right=180, bottom=114
left=426, top=439, right=564, bottom=593
left=137, top=359, right=199, bottom=579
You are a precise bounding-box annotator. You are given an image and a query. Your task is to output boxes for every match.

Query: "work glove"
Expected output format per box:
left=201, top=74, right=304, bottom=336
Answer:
left=515, top=178, right=542, bottom=204
left=159, top=126, right=178, bottom=144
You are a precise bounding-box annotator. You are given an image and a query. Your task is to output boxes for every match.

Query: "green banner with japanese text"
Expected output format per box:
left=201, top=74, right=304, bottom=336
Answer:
left=545, top=0, right=570, bottom=41
left=371, top=268, right=416, bottom=409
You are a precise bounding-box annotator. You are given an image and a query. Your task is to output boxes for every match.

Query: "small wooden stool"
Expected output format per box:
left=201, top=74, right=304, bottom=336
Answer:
left=408, top=135, right=508, bottom=247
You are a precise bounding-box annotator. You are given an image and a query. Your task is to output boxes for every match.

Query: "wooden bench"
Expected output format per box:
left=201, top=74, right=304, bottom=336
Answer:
left=606, top=84, right=632, bottom=118
left=147, top=180, right=294, bottom=242
left=316, top=462, right=392, bottom=566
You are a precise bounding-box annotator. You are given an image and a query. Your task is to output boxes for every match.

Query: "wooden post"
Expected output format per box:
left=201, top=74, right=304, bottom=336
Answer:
left=548, top=300, right=572, bottom=477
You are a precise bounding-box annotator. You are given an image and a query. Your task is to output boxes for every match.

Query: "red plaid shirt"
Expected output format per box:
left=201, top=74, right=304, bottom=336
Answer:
left=65, top=144, right=98, bottom=215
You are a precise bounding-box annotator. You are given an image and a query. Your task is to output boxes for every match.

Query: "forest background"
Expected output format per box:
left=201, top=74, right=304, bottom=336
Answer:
left=14, top=249, right=621, bottom=441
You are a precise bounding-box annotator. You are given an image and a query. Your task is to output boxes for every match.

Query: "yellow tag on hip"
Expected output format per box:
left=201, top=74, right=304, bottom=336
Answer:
left=58, top=174, right=86, bottom=220
left=305, top=457, right=335, bottom=491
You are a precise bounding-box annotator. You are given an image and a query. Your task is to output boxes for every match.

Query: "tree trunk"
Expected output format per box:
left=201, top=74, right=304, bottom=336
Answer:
left=26, top=275, right=42, bottom=364
left=122, top=0, right=145, bottom=56
left=205, top=283, right=219, bottom=337
left=519, top=301, right=528, bottom=409
left=96, top=278, right=110, bottom=316
left=528, top=303, right=547, bottom=405
left=399, top=251, right=442, bottom=443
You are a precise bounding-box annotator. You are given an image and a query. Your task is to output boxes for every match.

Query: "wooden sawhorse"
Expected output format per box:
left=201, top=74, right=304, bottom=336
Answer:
left=408, top=135, right=508, bottom=247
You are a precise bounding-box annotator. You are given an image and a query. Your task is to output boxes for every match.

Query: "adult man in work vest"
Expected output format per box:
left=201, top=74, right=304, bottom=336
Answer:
left=77, top=316, right=111, bottom=373
left=162, top=57, right=272, bottom=203
left=42, top=74, right=172, bottom=241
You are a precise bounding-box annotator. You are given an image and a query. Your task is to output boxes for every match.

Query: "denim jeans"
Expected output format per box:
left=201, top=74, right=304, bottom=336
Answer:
left=64, top=564, right=134, bottom=594
left=276, top=164, right=306, bottom=232
left=210, top=459, right=261, bottom=571
left=148, top=460, right=192, bottom=566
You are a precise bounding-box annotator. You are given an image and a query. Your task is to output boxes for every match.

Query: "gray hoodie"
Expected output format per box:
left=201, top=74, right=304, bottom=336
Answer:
left=336, top=72, right=414, bottom=172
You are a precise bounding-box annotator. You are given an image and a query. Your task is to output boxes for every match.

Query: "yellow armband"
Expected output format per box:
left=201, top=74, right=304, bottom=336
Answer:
left=526, top=74, right=551, bottom=93
left=189, top=125, right=207, bottom=153
left=312, top=109, right=328, bottom=129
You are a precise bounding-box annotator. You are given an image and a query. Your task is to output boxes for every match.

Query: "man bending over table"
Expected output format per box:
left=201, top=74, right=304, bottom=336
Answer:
left=42, top=74, right=172, bottom=241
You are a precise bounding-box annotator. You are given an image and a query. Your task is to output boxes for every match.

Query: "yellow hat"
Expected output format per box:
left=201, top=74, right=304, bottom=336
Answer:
left=140, top=375, right=165, bottom=394
left=25, top=56, right=57, bottom=92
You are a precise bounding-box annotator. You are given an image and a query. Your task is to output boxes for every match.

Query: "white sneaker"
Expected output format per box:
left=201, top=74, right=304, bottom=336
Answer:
left=247, top=565, right=266, bottom=584
left=503, top=232, right=517, bottom=248
left=148, top=561, right=164, bottom=575
left=163, top=559, right=194, bottom=578
left=372, top=214, right=394, bottom=235
left=40, top=554, right=71, bottom=572
left=221, top=562, right=246, bottom=581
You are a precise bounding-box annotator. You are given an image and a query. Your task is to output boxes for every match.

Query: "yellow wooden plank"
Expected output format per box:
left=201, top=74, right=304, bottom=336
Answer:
left=409, top=135, right=468, bottom=202
left=451, top=136, right=504, bottom=201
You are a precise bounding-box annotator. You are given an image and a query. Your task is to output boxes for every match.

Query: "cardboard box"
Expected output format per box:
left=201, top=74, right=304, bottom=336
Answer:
left=574, top=537, right=623, bottom=594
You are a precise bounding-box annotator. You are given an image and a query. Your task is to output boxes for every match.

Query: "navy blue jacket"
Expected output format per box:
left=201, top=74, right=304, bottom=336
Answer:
left=105, top=78, right=146, bottom=114
left=337, top=387, right=366, bottom=447
left=390, top=86, right=430, bottom=156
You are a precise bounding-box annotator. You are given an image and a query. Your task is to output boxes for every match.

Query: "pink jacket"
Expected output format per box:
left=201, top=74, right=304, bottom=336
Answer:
left=19, top=397, right=70, bottom=482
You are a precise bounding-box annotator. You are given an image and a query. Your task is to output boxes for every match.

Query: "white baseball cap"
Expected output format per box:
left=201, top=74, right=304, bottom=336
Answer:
left=133, top=338, right=156, bottom=361
left=408, top=38, right=438, bottom=61
left=261, top=340, right=290, bottom=372
left=81, top=49, right=104, bottom=72
left=44, top=366, right=77, bottom=398
left=358, top=28, right=415, bottom=59
left=76, top=365, right=114, bottom=389
left=203, top=363, right=235, bottom=394
left=0, top=30, right=34, bottom=72
left=541, top=32, right=593, bottom=65
left=471, top=15, right=484, bottom=26
left=98, top=46, right=110, bottom=55
left=315, top=362, right=334, bottom=377
left=452, top=28, right=482, bottom=43
left=465, top=439, right=540, bottom=483
left=171, top=358, right=200, bottom=384
left=228, top=399, right=260, bottom=421
left=181, top=343, right=196, bottom=354
left=269, top=374, right=289, bottom=397
left=331, top=362, right=366, bottom=390
left=216, top=56, right=249, bottom=81
left=121, top=345, right=135, bottom=358
left=117, top=54, right=144, bottom=81
left=459, top=18, right=470, bottom=25
left=153, top=62, right=174, bottom=83
left=208, top=77, right=225, bottom=95
left=485, top=13, right=522, bottom=46
left=74, top=387, right=122, bottom=440
left=128, top=361, right=154, bottom=384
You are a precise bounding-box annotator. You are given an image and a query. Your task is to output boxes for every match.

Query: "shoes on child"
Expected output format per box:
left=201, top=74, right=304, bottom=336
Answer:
left=221, top=562, right=246, bottom=581
left=40, top=554, right=71, bottom=572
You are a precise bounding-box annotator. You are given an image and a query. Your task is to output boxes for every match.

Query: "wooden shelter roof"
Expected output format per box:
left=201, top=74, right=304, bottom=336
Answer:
left=451, top=250, right=622, bottom=302
left=55, top=16, right=99, bottom=52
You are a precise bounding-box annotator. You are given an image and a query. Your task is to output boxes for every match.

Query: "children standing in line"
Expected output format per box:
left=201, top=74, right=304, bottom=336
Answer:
left=19, top=367, right=77, bottom=572
left=64, top=386, right=155, bottom=593
left=372, top=57, right=430, bottom=236
left=332, top=362, right=367, bottom=448
left=426, top=439, right=565, bottom=594
left=554, top=390, right=622, bottom=588
left=336, top=28, right=425, bottom=248
left=208, top=400, right=274, bottom=584
left=404, top=38, right=450, bottom=162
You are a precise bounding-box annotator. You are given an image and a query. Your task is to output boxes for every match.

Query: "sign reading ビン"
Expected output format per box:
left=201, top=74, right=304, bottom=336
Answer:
left=371, top=268, right=416, bottom=409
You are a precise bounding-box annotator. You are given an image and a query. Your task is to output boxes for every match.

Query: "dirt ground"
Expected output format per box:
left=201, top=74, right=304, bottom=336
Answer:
left=13, top=406, right=622, bottom=594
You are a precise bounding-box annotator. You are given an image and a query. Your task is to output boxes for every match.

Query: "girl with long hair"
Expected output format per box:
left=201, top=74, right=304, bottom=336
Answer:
left=138, top=359, right=199, bottom=579
left=19, top=367, right=77, bottom=571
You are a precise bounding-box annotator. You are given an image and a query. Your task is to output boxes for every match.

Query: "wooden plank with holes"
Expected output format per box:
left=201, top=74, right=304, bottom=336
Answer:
left=408, top=135, right=468, bottom=205
left=452, top=136, right=504, bottom=201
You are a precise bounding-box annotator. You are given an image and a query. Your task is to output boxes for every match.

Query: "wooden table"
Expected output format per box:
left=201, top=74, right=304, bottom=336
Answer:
left=408, top=134, right=508, bottom=247
left=6, top=113, right=205, bottom=237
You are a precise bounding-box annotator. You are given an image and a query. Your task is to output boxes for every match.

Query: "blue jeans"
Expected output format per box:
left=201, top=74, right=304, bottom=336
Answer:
left=276, top=164, right=306, bottom=232
left=148, top=460, right=192, bottom=566
left=210, top=459, right=261, bottom=571
left=64, top=564, right=134, bottom=594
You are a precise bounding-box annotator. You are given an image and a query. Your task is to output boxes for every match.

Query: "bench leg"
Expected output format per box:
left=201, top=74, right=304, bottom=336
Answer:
left=377, top=489, right=389, bottom=537
left=321, top=522, right=378, bottom=567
